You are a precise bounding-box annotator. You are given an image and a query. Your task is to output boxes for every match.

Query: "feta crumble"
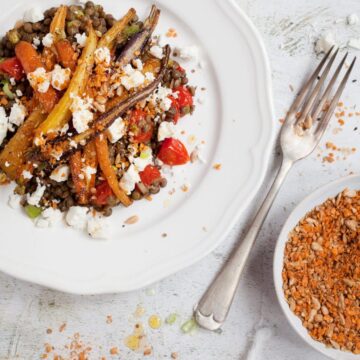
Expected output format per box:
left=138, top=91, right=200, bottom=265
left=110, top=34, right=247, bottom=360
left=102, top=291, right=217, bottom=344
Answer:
left=132, top=146, right=153, bottom=171
left=27, top=67, right=51, bottom=93
left=35, top=207, right=62, bottom=228
left=51, top=64, right=71, bottom=90
left=119, top=164, right=140, bottom=194
left=23, top=7, right=44, bottom=23
left=149, top=45, right=163, bottom=59
left=158, top=121, right=177, bottom=141
left=32, top=37, right=40, bottom=48
left=42, top=33, right=54, bottom=48
left=148, top=85, right=172, bottom=112
left=70, top=95, right=94, bottom=133
left=8, top=193, right=21, bottom=209
left=175, top=45, right=199, bottom=62
left=50, top=165, right=70, bottom=182
left=9, top=101, right=27, bottom=128
left=22, top=170, right=33, bottom=180
left=348, top=38, right=360, bottom=50
left=83, top=166, right=96, bottom=181
left=347, top=13, right=359, bottom=25
left=107, top=117, right=125, bottom=143
left=75, top=32, right=87, bottom=47
left=133, top=58, right=143, bottom=70
left=145, top=72, right=155, bottom=82
left=27, top=181, right=46, bottom=206
left=87, top=217, right=110, bottom=239
left=0, top=107, right=8, bottom=145
left=190, top=144, right=206, bottom=163
left=16, top=89, right=23, bottom=97
left=66, top=206, right=88, bottom=230
left=94, top=47, right=111, bottom=65
left=315, top=33, right=336, bottom=54
left=121, top=70, right=145, bottom=90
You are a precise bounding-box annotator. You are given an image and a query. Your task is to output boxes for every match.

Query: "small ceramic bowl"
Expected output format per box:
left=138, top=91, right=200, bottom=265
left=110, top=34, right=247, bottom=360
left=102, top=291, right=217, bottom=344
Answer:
left=273, top=174, right=360, bottom=360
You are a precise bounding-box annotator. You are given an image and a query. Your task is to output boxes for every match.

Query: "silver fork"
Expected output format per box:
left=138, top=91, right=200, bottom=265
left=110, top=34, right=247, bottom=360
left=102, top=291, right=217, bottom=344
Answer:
left=194, top=47, right=356, bottom=331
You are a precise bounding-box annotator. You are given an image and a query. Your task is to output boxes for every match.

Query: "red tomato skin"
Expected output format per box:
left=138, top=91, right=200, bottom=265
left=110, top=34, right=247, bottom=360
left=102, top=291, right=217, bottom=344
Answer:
left=173, top=86, right=193, bottom=107
left=94, top=180, right=113, bottom=205
left=157, top=138, right=190, bottom=166
left=139, top=165, right=161, bottom=186
left=0, top=57, right=24, bottom=80
left=130, top=109, right=153, bottom=143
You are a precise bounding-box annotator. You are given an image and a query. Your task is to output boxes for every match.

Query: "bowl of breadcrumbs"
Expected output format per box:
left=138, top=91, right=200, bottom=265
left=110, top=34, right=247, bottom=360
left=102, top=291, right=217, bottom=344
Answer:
left=274, top=174, right=360, bottom=360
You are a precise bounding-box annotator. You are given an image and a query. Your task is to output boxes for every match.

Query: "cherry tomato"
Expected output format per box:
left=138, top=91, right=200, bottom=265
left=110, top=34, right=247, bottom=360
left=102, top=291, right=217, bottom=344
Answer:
left=94, top=180, right=113, bottom=205
left=129, top=109, right=154, bottom=143
left=139, top=165, right=161, bottom=186
left=0, top=57, right=24, bottom=80
left=176, top=65, right=185, bottom=73
left=157, top=138, right=190, bottom=166
left=173, top=85, right=193, bottom=107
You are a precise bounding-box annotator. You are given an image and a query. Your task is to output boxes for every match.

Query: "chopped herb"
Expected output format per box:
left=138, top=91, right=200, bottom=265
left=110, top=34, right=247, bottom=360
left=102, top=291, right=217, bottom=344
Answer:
left=25, top=205, right=42, bottom=219
left=123, top=24, right=141, bottom=38
left=2, top=80, right=15, bottom=99
left=165, top=313, right=178, bottom=325
left=181, top=318, right=197, bottom=334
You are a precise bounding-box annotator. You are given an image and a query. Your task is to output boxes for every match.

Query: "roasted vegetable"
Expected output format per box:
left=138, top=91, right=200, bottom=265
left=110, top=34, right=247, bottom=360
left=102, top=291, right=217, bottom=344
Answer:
left=0, top=109, right=46, bottom=180
left=50, top=5, right=67, bottom=42
left=69, top=150, right=87, bottom=204
left=34, top=26, right=97, bottom=140
left=95, top=135, right=131, bottom=207
left=55, top=39, right=78, bottom=71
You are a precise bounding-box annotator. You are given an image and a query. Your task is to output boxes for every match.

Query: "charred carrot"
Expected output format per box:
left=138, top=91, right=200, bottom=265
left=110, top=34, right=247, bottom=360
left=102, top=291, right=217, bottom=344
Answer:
left=95, top=135, right=131, bottom=207
left=55, top=39, right=78, bottom=71
left=83, top=140, right=98, bottom=193
left=50, top=5, right=67, bottom=42
left=69, top=150, right=88, bottom=204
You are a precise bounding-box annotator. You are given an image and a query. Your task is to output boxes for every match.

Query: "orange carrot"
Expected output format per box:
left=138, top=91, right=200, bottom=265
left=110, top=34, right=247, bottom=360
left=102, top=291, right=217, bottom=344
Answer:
left=83, top=140, right=98, bottom=193
left=55, top=40, right=78, bottom=71
left=69, top=150, right=87, bottom=204
left=95, top=135, right=132, bottom=207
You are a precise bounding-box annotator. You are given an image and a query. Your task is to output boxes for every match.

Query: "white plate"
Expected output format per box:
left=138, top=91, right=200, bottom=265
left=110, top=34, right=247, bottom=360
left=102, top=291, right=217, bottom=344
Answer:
left=274, top=175, right=360, bottom=360
left=0, top=0, right=275, bottom=294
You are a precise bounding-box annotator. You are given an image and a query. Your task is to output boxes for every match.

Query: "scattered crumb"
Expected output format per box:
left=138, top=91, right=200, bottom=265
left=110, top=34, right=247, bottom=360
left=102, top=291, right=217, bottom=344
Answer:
left=213, top=163, right=222, bottom=170
left=168, top=188, right=176, bottom=195
left=144, top=195, right=153, bottom=201
left=332, top=127, right=342, bottom=135
left=279, top=118, right=285, bottom=124
left=171, top=352, right=179, bottom=359
left=124, top=215, right=139, bottom=225
left=46, top=328, right=53, bottom=334
left=187, top=135, right=197, bottom=145
left=134, top=304, right=146, bottom=318
left=148, top=314, right=162, bottom=329
left=289, top=84, right=294, bottom=92
left=338, top=119, right=345, bottom=126
left=180, top=184, right=190, bottom=192
left=106, top=315, right=113, bottom=324
left=166, top=28, right=177, bottom=37
left=109, top=347, right=119, bottom=355
left=44, top=344, right=53, bottom=353
left=202, top=226, right=208, bottom=232
left=59, top=323, right=67, bottom=333
left=323, top=154, right=335, bottom=163
left=162, top=233, right=168, bottom=238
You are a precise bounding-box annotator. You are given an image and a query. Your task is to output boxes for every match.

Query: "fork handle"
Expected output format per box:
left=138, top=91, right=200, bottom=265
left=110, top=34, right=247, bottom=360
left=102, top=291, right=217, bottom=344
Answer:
left=194, top=156, right=293, bottom=330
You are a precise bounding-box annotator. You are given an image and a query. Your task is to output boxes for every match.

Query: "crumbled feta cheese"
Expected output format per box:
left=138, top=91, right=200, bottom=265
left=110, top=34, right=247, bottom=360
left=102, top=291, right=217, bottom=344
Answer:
left=94, top=47, right=111, bottom=65
left=107, top=117, right=125, bottom=143
left=70, top=96, right=94, bottom=133
left=347, top=13, right=359, bottom=25
left=0, top=107, right=8, bottom=145
left=27, top=67, right=50, bottom=93
left=315, top=33, right=336, bottom=54
left=197, top=95, right=206, bottom=105
left=16, top=89, right=23, bottom=97
left=50, top=165, right=70, bottom=182
left=4, top=161, right=10, bottom=167
left=32, top=37, right=40, bottom=48
left=83, top=166, right=96, bottom=181
left=121, top=70, right=145, bottom=90
left=23, top=7, right=44, bottom=23
left=87, top=217, right=110, bottom=239
left=132, top=146, right=153, bottom=171
left=42, top=33, right=54, bottom=48
left=51, top=64, right=71, bottom=90
left=175, top=45, right=199, bottom=62
left=149, top=45, right=163, bottom=59
left=190, top=144, right=206, bottom=163
left=133, top=58, right=143, bottom=70
left=9, top=78, right=16, bottom=86
left=27, top=181, right=46, bottom=206
left=69, top=140, right=78, bottom=149
left=35, top=207, right=62, bottom=228
left=145, top=72, right=155, bottom=82
left=158, top=121, right=177, bottom=141
left=348, top=38, right=360, bottom=50
left=148, top=85, right=172, bottom=112
left=9, top=101, right=27, bottom=127
left=8, top=193, right=21, bottom=209
left=66, top=206, right=88, bottom=230
left=123, top=64, right=135, bottom=75
left=119, top=164, right=140, bottom=194
left=60, top=123, right=69, bottom=135
left=75, top=32, right=87, bottom=47
left=22, top=170, right=33, bottom=180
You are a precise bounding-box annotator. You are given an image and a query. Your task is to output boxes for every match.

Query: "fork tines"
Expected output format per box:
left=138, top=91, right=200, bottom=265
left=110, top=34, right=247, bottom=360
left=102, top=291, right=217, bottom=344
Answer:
left=287, top=46, right=356, bottom=136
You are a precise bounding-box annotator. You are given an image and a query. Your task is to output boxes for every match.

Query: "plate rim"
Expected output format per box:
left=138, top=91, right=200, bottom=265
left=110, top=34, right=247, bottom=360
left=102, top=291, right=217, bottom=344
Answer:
left=0, top=0, right=276, bottom=294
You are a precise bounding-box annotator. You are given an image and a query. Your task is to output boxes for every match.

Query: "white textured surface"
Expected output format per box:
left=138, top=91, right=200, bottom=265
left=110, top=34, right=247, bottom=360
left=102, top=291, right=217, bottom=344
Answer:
left=2, top=0, right=360, bottom=358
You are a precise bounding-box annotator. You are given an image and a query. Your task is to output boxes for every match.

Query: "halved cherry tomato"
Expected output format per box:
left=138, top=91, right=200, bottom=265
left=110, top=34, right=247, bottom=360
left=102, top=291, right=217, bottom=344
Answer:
left=176, top=65, right=185, bottom=73
left=139, top=165, right=161, bottom=186
left=0, top=57, right=24, bottom=80
left=129, top=109, right=154, bottom=143
left=94, top=180, right=113, bottom=205
left=173, top=85, right=193, bottom=107
left=157, top=138, right=190, bottom=166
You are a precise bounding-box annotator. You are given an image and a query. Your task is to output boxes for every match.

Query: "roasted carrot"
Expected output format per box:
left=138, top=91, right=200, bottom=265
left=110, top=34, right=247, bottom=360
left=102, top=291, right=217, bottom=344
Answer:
left=0, top=108, right=46, bottom=180
left=50, top=5, right=67, bottom=42
left=55, top=39, right=78, bottom=71
left=83, top=140, right=97, bottom=193
left=95, top=135, right=131, bottom=207
left=69, top=150, right=88, bottom=204
left=15, top=41, right=58, bottom=113
left=42, top=47, right=57, bottom=71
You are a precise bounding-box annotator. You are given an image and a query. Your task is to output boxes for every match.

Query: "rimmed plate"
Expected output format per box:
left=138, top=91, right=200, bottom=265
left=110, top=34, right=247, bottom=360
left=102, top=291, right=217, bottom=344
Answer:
left=274, top=175, right=360, bottom=360
left=0, top=0, right=275, bottom=294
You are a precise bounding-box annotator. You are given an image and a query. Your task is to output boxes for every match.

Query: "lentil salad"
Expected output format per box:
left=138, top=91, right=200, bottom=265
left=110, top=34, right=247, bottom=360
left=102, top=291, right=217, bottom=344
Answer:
left=0, top=2, right=197, bottom=237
